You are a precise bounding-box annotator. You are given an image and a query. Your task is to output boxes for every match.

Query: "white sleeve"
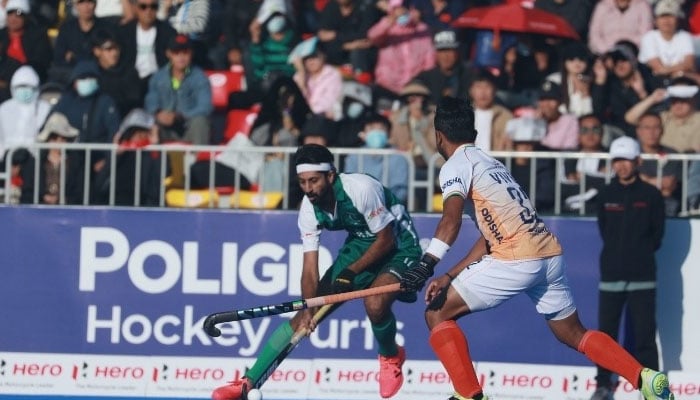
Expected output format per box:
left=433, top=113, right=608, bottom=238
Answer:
left=439, top=158, right=470, bottom=200
left=297, top=197, right=321, bottom=252
left=675, top=31, right=695, bottom=58
left=638, top=31, right=656, bottom=63
left=342, top=174, right=395, bottom=233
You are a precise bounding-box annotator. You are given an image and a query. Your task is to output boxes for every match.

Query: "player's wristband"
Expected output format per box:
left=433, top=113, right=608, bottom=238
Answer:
left=445, top=271, right=455, bottom=281
left=426, top=238, right=450, bottom=260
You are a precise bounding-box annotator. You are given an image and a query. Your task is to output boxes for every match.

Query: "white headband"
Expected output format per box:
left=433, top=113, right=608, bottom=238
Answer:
left=296, top=163, right=333, bottom=174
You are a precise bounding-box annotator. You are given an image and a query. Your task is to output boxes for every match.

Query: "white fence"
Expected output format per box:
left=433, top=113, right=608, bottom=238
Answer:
left=3, top=143, right=700, bottom=216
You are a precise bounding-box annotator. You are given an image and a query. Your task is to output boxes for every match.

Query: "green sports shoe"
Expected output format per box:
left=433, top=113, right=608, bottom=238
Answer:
left=640, top=368, right=675, bottom=400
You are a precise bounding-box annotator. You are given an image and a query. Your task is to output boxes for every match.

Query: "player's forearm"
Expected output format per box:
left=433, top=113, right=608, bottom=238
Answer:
left=301, top=252, right=320, bottom=298
left=432, top=215, right=462, bottom=250
left=430, top=196, right=464, bottom=252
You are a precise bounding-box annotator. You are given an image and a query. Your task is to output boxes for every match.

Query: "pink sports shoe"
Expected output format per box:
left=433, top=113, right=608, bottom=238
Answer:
left=211, top=377, right=252, bottom=400
left=378, top=346, right=406, bottom=398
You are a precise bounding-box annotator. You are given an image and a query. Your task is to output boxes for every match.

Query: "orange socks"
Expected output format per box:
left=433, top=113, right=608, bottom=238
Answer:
left=429, top=320, right=482, bottom=398
left=578, top=330, right=643, bottom=389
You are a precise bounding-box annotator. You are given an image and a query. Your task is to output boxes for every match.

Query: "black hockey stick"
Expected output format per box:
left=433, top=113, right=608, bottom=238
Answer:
left=203, top=283, right=401, bottom=337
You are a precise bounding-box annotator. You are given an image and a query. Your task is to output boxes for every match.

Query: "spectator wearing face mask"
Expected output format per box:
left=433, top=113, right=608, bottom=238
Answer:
left=0, top=65, right=51, bottom=196
left=51, top=60, right=121, bottom=203
left=335, top=80, right=373, bottom=148
left=0, top=65, right=51, bottom=161
left=344, top=113, right=409, bottom=204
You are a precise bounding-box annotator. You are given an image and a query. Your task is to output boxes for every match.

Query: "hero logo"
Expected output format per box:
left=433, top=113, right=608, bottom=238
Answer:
left=78, top=227, right=333, bottom=296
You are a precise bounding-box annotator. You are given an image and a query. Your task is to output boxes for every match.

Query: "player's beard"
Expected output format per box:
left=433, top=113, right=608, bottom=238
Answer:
left=306, top=180, right=330, bottom=205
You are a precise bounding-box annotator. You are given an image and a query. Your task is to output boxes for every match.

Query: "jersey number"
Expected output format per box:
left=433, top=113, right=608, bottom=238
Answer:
left=507, top=186, right=536, bottom=224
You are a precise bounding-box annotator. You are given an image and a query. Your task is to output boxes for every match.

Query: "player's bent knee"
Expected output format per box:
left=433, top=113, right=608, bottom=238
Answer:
left=425, top=308, right=449, bottom=330
left=364, top=301, right=391, bottom=323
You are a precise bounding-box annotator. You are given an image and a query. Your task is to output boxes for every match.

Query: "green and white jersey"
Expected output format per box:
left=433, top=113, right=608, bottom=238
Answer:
left=298, top=173, right=419, bottom=252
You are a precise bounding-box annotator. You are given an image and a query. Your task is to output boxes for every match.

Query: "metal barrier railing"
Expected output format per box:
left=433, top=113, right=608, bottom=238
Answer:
left=1, top=144, right=416, bottom=210
left=426, top=150, right=700, bottom=217
left=3, top=143, right=700, bottom=216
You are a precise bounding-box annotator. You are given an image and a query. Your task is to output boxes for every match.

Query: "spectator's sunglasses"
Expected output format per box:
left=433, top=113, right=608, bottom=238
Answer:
left=138, top=2, right=159, bottom=10
left=6, top=9, right=25, bottom=16
left=579, top=126, right=602, bottom=135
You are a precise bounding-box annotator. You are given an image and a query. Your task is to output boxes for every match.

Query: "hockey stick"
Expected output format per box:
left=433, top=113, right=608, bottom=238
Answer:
left=242, top=303, right=333, bottom=398
left=203, top=283, right=401, bottom=337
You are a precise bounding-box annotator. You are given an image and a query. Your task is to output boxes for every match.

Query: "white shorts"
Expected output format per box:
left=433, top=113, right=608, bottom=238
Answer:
left=451, top=254, right=577, bottom=320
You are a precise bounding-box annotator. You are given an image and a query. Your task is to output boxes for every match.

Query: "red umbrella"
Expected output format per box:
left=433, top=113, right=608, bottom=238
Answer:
left=453, top=2, right=579, bottom=40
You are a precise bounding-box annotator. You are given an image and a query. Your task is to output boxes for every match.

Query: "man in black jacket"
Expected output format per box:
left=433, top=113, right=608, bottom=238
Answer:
left=51, top=0, right=113, bottom=84
left=592, top=136, right=666, bottom=400
left=118, top=0, right=176, bottom=92
left=91, top=29, right=143, bottom=118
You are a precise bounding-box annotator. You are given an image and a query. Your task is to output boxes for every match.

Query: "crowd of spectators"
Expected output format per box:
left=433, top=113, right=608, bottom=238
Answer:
left=1, top=0, right=700, bottom=215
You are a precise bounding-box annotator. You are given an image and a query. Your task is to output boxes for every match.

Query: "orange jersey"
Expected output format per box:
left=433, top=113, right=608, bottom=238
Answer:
left=439, top=144, right=562, bottom=260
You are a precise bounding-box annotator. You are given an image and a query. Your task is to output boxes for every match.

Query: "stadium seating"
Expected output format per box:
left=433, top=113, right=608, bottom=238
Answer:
left=205, top=66, right=246, bottom=111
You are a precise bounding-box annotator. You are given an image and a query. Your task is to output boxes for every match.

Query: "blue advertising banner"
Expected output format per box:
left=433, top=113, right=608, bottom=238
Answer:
left=0, top=207, right=690, bottom=370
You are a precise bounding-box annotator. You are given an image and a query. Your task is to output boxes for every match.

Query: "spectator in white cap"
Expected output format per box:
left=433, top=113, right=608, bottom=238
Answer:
left=35, top=112, right=84, bottom=205
left=624, top=75, right=700, bottom=153
left=638, top=0, right=695, bottom=81
left=411, top=29, right=473, bottom=106
left=0, top=0, right=52, bottom=81
left=592, top=133, right=665, bottom=400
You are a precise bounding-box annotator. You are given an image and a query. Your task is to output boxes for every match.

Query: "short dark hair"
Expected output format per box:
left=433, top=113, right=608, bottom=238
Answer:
left=578, top=113, right=601, bottom=124
left=294, top=143, right=335, bottom=166
left=300, top=114, right=334, bottom=141
left=91, top=28, right=119, bottom=49
left=364, top=113, right=391, bottom=132
left=434, top=97, right=477, bottom=143
left=470, top=68, right=497, bottom=87
left=638, top=111, right=662, bottom=125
